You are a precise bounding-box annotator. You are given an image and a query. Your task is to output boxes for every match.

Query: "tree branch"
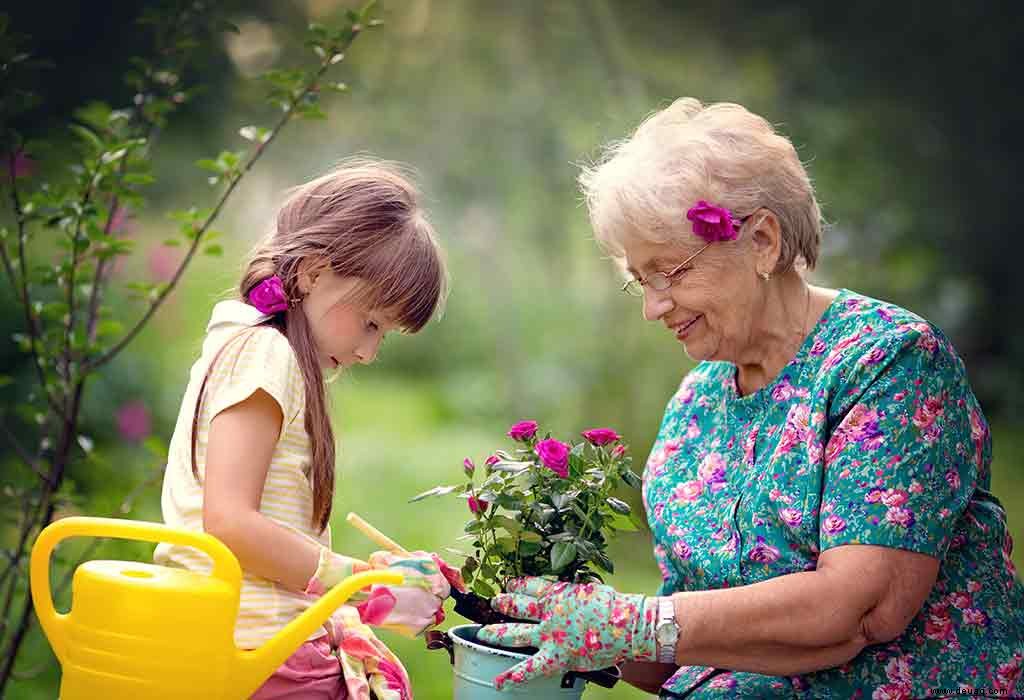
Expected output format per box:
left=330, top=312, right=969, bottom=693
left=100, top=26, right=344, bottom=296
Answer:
left=86, top=29, right=366, bottom=373
left=4, top=153, right=66, bottom=419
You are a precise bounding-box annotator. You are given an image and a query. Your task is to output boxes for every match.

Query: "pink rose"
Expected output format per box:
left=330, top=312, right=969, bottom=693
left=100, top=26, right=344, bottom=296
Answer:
left=673, top=479, right=703, bottom=503
left=581, top=428, right=621, bottom=446
left=506, top=420, right=538, bottom=442
left=485, top=454, right=500, bottom=467
left=611, top=444, right=627, bottom=458
left=686, top=200, right=741, bottom=242
left=822, top=514, right=847, bottom=535
left=468, top=495, right=489, bottom=514
left=748, top=537, right=780, bottom=563
left=885, top=506, right=915, bottom=528
left=463, top=457, right=475, bottom=476
left=880, top=489, right=909, bottom=508
left=779, top=507, right=803, bottom=528
left=248, top=275, right=289, bottom=314
left=534, top=438, right=570, bottom=478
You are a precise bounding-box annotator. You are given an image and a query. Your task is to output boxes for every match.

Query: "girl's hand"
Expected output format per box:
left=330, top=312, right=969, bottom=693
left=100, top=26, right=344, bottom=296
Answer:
left=477, top=577, right=660, bottom=690
left=359, top=550, right=453, bottom=637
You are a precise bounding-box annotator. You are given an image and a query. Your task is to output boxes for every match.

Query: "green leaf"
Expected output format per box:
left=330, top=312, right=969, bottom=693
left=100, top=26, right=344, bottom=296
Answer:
left=607, top=511, right=639, bottom=532
left=408, top=484, right=460, bottom=503
left=464, top=520, right=484, bottom=534
left=606, top=497, right=631, bottom=515
left=592, top=551, right=615, bottom=574
left=519, top=530, right=543, bottom=543
left=550, top=541, right=577, bottom=572
left=0, top=375, right=12, bottom=388
left=203, top=244, right=223, bottom=257
left=491, top=515, right=521, bottom=533
left=622, top=469, right=642, bottom=489
left=472, top=578, right=496, bottom=598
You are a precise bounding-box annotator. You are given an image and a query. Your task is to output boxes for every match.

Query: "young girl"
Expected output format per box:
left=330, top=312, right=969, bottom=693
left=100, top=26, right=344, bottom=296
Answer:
left=154, top=159, right=459, bottom=700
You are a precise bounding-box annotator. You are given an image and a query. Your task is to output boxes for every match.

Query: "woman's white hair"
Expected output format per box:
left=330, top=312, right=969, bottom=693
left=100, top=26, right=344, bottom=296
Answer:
left=579, top=98, right=822, bottom=272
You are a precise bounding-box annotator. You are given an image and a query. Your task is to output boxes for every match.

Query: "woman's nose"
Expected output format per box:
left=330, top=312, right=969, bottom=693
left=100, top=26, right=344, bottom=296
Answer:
left=642, top=288, right=674, bottom=321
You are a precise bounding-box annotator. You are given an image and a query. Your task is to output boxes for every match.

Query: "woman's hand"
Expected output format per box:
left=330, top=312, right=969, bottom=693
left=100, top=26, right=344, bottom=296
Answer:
left=477, top=577, right=659, bottom=690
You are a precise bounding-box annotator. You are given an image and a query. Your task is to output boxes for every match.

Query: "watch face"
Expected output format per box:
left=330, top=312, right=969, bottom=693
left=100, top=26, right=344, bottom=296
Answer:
left=656, top=623, right=677, bottom=645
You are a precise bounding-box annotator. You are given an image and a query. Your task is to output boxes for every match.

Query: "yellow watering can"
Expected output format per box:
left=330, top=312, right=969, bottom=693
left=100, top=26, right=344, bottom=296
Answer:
left=31, top=516, right=402, bottom=699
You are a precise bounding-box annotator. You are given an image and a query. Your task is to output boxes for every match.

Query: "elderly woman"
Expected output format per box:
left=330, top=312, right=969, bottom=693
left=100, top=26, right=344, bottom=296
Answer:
left=479, top=98, right=1024, bottom=697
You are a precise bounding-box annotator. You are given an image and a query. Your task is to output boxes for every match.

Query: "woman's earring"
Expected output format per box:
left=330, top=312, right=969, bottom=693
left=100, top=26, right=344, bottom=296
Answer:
left=758, top=270, right=771, bottom=281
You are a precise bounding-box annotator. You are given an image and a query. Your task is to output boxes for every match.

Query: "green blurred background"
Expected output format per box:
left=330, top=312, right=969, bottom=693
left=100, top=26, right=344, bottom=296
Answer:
left=2, top=1, right=1022, bottom=698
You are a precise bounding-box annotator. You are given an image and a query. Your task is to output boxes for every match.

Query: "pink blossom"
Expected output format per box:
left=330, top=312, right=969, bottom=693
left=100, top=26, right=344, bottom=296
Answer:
left=485, top=454, right=500, bottom=467
left=535, top=438, right=570, bottom=478
left=611, top=444, right=627, bottom=458
left=116, top=401, right=151, bottom=442
left=962, top=608, right=989, bottom=628
left=506, top=420, right=538, bottom=442
left=949, top=591, right=972, bottom=610
left=822, top=514, right=847, bottom=535
left=912, top=393, right=946, bottom=431
left=748, top=537, right=780, bottom=563
left=685, top=200, right=741, bottom=242
left=673, top=479, right=703, bottom=503
left=581, top=428, right=620, bottom=446
left=672, top=540, right=692, bottom=561
left=885, top=506, right=915, bottom=528
left=463, top=457, right=475, bottom=476
left=779, top=507, right=803, bottom=528
left=697, top=452, right=727, bottom=488
left=771, top=377, right=796, bottom=402
left=248, top=275, right=289, bottom=314
left=924, top=602, right=954, bottom=642
left=880, top=489, right=909, bottom=508
left=148, top=244, right=181, bottom=282
left=468, top=496, right=489, bottom=514
left=6, top=149, right=34, bottom=178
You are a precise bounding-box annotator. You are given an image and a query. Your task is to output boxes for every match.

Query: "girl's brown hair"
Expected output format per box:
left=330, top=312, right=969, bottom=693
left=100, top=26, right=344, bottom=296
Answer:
left=192, top=158, right=448, bottom=532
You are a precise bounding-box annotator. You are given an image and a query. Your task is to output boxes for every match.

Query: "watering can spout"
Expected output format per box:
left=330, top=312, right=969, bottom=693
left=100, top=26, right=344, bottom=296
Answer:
left=233, top=569, right=402, bottom=698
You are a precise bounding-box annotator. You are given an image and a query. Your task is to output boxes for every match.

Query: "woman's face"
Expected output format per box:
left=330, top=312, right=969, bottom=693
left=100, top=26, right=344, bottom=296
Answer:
left=622, top=232, right=762, bottom=364
left=300, top=270, right=400, bottom=370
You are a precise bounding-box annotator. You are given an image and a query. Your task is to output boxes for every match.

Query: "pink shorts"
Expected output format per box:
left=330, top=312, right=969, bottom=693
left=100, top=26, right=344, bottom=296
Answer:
left=251, top=629, right=348, bottom=700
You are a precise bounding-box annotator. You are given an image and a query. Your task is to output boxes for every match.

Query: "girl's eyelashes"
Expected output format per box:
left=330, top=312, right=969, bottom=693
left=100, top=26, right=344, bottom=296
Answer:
left=366, top=318, right=379, bottom=333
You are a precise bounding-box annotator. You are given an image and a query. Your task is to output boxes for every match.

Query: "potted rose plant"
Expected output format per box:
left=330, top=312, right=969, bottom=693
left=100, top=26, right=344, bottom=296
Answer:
left=412, top=420, right=643, bottom=696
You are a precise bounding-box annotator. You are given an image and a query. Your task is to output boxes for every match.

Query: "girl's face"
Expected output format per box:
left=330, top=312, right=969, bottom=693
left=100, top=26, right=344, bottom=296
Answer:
left=300, top=269, right=401, bottom=370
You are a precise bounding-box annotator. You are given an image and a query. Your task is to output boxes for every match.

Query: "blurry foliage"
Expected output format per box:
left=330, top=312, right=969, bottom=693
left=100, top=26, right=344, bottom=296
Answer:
left=1, top=1, right=1022, bottom=699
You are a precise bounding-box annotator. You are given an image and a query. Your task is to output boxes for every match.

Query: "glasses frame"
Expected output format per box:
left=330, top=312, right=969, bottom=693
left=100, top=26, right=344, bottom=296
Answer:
left=621, top=241, right=712, bottom=297
left=621, top=213, right=755, bottom=297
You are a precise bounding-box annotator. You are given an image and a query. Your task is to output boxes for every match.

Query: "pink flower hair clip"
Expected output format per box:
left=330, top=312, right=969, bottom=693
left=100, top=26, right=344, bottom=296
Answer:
left=247, top=275, right=291, bottom=314
left=686, top=200, right=744, bottom=243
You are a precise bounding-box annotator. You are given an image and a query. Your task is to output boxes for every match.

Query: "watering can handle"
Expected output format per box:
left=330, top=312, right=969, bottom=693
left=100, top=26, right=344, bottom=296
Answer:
left=30, top=516, right=243, bottom=664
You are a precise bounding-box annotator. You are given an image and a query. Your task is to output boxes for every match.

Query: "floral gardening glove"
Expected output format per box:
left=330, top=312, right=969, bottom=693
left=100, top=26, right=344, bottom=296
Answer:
left=476, top=576, right=660, bottom=690
left=359, top=550, right=454, bottom=638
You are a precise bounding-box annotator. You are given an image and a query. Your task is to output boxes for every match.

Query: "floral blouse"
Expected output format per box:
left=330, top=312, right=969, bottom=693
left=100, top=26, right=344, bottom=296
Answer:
left=642, top=289, right=1024, bottom=698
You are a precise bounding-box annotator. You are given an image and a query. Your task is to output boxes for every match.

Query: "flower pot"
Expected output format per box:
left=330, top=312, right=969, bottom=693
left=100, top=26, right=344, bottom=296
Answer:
left=445, top=624, right=586, bottom=699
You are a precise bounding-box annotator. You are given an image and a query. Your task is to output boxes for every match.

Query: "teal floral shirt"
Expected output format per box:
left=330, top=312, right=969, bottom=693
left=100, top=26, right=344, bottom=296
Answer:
left=643, top=290, right=1024, bottom=699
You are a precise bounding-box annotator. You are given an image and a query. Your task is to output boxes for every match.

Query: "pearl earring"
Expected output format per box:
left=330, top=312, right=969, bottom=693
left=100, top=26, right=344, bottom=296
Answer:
left=759, top=270, right=771, bottom=281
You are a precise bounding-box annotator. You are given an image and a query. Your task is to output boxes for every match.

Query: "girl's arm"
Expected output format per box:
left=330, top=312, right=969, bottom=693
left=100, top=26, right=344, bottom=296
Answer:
left=202, top=388, right=320, bottom=591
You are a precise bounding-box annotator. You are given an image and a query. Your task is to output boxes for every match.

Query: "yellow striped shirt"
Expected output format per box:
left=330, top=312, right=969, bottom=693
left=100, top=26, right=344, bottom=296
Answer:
left=155, top=300, right=331, bottom=649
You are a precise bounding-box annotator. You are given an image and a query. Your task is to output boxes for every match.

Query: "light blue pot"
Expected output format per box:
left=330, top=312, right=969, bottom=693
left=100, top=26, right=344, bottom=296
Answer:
left=448, top=624, right=586, bottom=699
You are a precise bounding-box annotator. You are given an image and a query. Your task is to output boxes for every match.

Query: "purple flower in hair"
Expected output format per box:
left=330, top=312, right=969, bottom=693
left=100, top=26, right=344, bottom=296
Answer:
left=248, top=275, right=289, bottom=314
left=686, top=200, right=742, bottom=242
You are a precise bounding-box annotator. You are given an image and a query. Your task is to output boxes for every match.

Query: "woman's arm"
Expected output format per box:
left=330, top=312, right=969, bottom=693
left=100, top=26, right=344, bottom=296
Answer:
left=202, top=388, right=320, bottom=591
left=620, top=661, right=678, bottom=694
left=671, top=543, right=939, bottom=675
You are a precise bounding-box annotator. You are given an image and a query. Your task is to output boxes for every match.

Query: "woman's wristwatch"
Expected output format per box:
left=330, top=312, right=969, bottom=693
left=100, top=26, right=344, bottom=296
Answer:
left=654, top=596, right=680, bottom=663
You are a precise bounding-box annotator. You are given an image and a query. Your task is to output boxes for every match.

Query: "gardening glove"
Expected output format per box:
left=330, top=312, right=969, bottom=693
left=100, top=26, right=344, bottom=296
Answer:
left=476, top=576, right=660, bottom=690
left=360, top=550, right=453, bottom=637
